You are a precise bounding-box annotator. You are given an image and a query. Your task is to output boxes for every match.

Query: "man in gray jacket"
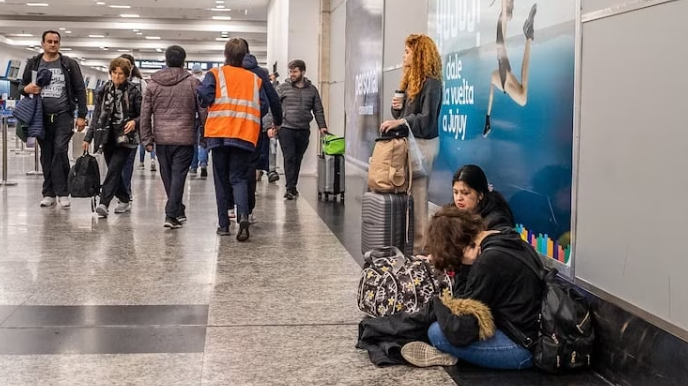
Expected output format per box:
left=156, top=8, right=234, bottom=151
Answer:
left=140, top=45, right=206, bottom=229
left=271, top=60, right=327, bottom=200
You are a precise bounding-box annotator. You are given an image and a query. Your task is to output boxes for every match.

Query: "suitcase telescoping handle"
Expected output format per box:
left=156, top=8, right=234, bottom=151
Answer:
left=363, top=246, right=407, bottom=274
left=318, top=130, right=330, bottom=157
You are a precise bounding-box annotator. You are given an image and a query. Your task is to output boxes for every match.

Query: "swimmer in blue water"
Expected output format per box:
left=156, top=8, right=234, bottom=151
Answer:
left=484, top=1, right=537, bottom=137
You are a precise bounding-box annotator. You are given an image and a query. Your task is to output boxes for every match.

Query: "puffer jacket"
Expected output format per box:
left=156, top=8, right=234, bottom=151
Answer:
left=140, top=67, right=207, bottom=146
left=276, top=78, right=327, bottom=130
left=84, top=80, right=142, bottom=151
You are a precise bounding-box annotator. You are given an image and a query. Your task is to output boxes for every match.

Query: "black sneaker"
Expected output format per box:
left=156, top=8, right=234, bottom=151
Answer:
left=164, top=217, right=183, bottom=229
left=267, top=171, right=279, bottom=183
left=177, top=214, right=187, bottom=223
left=216, top=227, right=231, bottom=236
left=483, top=115, right=491, bottom=137
left=236, top=214, right=250, bottom=242
left=292, top=188, right=300, bottom=197
left=523, top=3, right=537, bottom=40
left=200, top=167, right=208, bottom=178
left=284, top=191, right=295, bottom=200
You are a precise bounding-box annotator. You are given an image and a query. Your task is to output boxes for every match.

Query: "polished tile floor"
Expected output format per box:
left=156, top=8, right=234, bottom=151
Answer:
left=0, top=141, right=455, bottom=385
left=0, top=138, right=612, bottom=386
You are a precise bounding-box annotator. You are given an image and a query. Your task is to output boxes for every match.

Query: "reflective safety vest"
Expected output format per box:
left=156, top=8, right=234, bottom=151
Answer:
left=204, top=65, right=262, bottom=146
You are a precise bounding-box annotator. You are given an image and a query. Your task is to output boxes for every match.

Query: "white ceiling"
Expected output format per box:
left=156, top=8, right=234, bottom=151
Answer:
left=0, top=0, right=269, bottom=72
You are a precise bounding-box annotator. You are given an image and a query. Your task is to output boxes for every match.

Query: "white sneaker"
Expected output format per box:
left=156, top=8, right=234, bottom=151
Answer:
left=114, top=201, right=132, bottom=214
left=40, top=197, right=56, bottom=207
left=57, top=196, right=71, bottom=209
left=96, top=204, right=109, bottom=218
left=228, top=208, right=236, bottom=219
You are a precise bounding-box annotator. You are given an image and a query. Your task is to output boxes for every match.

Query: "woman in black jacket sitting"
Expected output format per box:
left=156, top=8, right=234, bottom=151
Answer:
left=452, top=164, right=514, bottom=229
left=400, top=206, right=543, bottom=369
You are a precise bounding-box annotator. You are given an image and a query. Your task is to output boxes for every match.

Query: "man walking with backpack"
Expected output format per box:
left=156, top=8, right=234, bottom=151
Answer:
left=271, top=60, right=327, bottom=200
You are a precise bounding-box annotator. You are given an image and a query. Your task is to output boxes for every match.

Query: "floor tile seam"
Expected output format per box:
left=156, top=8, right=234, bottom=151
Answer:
left=206, top=322, right=360, bottom=328
left=0, top=305, right=22, bottom=327
left=0, top=324, right=209, bottom=329
left=0, top=290, right=39, bottom=327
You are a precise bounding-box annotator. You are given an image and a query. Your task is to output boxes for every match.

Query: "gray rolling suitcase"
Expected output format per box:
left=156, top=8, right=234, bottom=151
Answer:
left=361, top=192, right=414, bottom=256
left=317, top=154, right=345, bottom=202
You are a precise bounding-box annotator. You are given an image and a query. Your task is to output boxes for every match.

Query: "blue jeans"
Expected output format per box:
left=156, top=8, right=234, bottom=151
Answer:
left=211, top=146, right=251, bottom=229
left=190, top=145, right=208, bottom=169
left=139, top=143, right=156, bottom=162
left=427, top=322, right=533, bottom=370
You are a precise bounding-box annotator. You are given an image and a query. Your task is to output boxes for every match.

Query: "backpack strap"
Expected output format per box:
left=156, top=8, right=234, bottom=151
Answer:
left=481, top=243, right=547, bottom=349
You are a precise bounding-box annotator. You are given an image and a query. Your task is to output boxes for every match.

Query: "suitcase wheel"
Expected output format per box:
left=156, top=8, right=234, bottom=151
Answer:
left=317, top=192, right=322, bottom=200
left=324, top=193, right=330, bottom=201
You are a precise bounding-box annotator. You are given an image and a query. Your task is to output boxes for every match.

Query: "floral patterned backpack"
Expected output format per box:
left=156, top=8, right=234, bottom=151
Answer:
left=357, top=246, right=453, bottom=317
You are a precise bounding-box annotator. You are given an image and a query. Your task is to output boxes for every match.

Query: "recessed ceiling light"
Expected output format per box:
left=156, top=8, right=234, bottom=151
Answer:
left=117, top=49, right=129, bottom=52
left=89, top=34, right=105, bottom=38
left=136, top=32, right=143, bottom=35
left=212, top=16, right=232, bottom=20
left=59, top=27, right=65, bottom=31
left=60, top=47, right=72, bottom=51
left=108, top=4, right=130, bottom=8
left=96, top=1, right=105, bottom=4
left=100, top=47, right=109, bottom=50
left=145, top=36, right=161, bottom=40
left=215, top=0, right=224, bottom=3
left=26, top=3, right=49, bottom=6
left=209, top=8, right=231, bottom=11
left=26, top=47, right=36, bottom=51
left=132, top=29, right=139, bottom=32
left=156, top=48, right=163, bottom=52
left=11, top=33, right=34, bottom=37
left=215, top=37, right=229, bottom=41
left=244, top=9, right=248, bottom=15
left=216, top=5, right=225, bottom=8
left=120, top=14, right=139, bottom=17
left=65, top=30, right=72, bottom=33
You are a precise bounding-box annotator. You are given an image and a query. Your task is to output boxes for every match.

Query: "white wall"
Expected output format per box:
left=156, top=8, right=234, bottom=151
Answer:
left=575, top=0, right=688, bottom=334
left=328, top=0, right=346, bottom=137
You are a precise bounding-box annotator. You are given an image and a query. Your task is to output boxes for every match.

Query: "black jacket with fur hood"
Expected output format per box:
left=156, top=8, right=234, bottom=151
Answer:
left=356, top=229, right=543, bottom=366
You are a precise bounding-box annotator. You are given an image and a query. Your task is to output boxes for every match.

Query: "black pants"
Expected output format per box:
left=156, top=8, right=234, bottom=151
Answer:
left=212, top=146, right=251, bottom=229
left=227, top=132, right=267, bottom=213
left=100, top=143, right=134, bottom=207
left=278, top=128, right=310, bottom=190
left=156, top=145, right=194, bottom=219
left=37, top=112, right=73, bottom=197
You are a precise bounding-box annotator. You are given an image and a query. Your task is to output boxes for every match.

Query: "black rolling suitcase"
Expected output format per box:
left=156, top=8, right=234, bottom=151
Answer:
left=361, top=192, right=414, bottom=256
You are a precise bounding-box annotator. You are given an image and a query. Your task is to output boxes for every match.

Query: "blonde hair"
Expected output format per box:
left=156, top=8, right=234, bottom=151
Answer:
left=399, top=34, right=442, bottom=101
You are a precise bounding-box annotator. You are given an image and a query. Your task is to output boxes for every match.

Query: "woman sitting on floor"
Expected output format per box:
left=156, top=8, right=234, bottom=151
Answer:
left=357, top=206, right=543, bottom=370
left=451, top=164, right=514, bottom=230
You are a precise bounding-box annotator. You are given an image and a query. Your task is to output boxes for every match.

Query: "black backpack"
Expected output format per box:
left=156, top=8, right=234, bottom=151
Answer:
left=68, top=151, right=101, bottom=199
left=491, top=244, right=595, bottom=374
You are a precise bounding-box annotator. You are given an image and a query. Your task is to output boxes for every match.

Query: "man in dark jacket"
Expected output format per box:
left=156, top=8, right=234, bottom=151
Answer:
left=19, top=30, right=87, bottom=209
left=272, top=60, right=327, bottom=200
left=140, top=45, right=206, bottom=229
left=222, top=40, right=283, bottom=221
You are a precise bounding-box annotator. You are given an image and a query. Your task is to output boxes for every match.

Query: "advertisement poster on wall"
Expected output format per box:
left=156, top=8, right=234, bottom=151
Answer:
left=344, top=0, right=383, bottom=167
left=427, top=0, right=576, bottom=265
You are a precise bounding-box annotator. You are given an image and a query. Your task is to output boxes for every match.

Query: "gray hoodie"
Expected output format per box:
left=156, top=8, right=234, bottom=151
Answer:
left=140, top=67, right=207, bottom=146
left=276, top=78, right=327, bottom=130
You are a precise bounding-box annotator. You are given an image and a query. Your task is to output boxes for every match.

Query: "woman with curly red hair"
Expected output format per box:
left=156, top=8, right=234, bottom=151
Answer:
left=380, top=33, right=443, bottom=254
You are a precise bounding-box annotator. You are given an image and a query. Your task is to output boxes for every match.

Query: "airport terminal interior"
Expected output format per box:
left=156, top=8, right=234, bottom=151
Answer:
left=0, top=0, right=687, bottom=385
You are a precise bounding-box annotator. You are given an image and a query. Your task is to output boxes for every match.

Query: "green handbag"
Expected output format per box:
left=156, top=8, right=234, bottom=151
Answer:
left=15, top=120, right=29, bottom=143
left=322, top=134, right=345, bottom=155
